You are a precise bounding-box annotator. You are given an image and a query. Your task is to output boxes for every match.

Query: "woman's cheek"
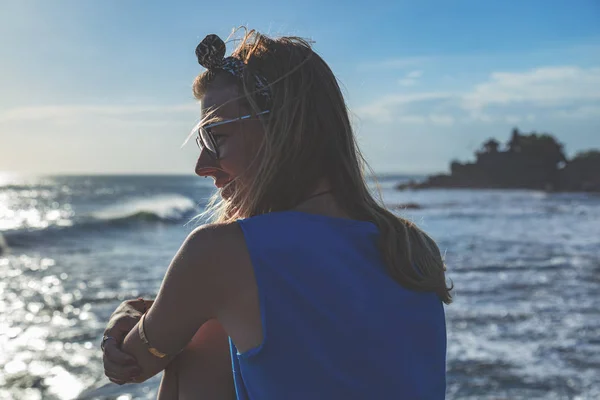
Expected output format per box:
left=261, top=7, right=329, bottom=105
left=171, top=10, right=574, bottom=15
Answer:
left=218, top=142, right=243, bottom=173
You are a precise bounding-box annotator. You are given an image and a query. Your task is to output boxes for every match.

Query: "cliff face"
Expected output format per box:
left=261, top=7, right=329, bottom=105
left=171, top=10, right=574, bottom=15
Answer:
left=398, top=128, right=600, bottom=192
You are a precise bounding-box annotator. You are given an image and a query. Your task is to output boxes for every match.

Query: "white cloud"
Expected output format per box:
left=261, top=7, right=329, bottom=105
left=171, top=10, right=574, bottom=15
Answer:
left=406, top=70, right=423, bottom=79
left=555, top=105, right=600, bottom=119
left=395, top=113, right=455, bottom=126
left=357, top=65, right=600, bottom=126
left=462, top=66, right=600, bottom=111
left=398, top=70, right=424, bottom=87
left=356, top=92, right=453, bottom=122
left=397, top=115, right=427, bottom=124
left=429, top=114, right=455, bottom=126
left=358, top=57, right=430, bottom=71
left=398, top=79, right=416, bottom=87
left=505, top=115, right=522, bottom=124
left=0, top=103, right=199, bottom=123
left=465, top=112, right=496, bottom=123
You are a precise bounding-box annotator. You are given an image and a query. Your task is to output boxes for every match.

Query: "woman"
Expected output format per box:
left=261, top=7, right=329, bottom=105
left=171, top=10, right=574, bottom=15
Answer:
left=102, top=30, right=452, bottom=399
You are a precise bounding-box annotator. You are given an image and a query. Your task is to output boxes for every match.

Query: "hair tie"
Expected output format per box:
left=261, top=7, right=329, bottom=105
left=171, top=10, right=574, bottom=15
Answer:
left=195, top=34, right=227, bottom=70
left=195, top=34, right=272, bottom=105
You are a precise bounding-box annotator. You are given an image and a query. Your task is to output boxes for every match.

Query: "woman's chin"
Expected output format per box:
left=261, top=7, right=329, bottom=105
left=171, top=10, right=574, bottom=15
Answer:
left=220, top=184, right=235, bottom=200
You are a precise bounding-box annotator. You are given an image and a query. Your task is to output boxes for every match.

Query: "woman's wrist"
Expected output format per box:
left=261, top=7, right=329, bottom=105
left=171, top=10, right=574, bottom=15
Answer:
left=134, top=298, right=153, bottom=314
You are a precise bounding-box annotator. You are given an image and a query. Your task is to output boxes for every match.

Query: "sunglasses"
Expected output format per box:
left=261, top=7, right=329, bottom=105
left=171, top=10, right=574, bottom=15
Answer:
left=195, top=110, right=270, bottom=160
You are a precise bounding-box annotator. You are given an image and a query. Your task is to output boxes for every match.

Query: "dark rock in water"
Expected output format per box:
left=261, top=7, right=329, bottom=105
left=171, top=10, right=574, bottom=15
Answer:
left=559, top=150, right=600, bottom=192
left=393, top=202, right=423, bottom=210
left=395, top=181, right=414, bottom=190
left=397, top=128, right=600, bottom=192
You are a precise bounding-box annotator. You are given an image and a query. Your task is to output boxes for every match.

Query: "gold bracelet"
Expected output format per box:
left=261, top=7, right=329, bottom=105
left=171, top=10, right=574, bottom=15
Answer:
left=138, top=313, right=168, bottom=358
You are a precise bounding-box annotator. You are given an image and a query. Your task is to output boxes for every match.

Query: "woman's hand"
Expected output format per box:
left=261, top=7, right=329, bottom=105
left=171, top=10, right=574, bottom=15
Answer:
left=102, top=299, right=151, bottom=385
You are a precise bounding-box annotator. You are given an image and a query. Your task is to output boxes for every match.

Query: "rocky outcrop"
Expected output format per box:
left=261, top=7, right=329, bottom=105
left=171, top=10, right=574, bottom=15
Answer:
left=559, top=150, right=600, bottom=192
left=397, top=128, right=599, bottom=192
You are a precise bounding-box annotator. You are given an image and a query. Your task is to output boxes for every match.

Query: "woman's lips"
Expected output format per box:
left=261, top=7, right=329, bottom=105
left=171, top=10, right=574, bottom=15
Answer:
left=198, top=168, right=230, bottom=188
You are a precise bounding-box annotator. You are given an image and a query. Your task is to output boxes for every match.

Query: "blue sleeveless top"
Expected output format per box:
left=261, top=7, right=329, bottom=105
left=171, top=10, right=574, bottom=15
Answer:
left=231, top=211, right=447, bottom=399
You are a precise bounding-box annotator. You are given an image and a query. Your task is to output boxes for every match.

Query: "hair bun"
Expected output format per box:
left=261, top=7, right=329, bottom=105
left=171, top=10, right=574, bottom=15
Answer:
left=195, top=34, right=227, bottom=70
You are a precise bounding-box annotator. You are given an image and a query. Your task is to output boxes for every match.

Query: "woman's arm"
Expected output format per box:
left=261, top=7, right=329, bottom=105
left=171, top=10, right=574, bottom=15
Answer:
left=121, top=223, right=238, bottom=382
left=157, top=319, right=235, bottom=399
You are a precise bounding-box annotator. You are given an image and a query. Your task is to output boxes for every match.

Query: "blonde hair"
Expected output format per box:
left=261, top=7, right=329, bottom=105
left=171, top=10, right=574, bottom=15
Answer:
left=192, top=28, right=453, bottom=304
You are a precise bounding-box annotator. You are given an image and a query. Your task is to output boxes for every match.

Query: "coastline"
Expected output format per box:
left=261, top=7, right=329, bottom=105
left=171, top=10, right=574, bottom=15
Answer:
left=397, top=128, right=600, bottom=193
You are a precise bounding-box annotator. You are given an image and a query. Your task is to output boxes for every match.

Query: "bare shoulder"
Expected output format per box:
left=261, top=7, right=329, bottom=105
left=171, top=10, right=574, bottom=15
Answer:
left=188, top=221, right=245, bottom=247
left=182, top=221, right=254, bottom=297
left=185, top=221, right=247, bottom=264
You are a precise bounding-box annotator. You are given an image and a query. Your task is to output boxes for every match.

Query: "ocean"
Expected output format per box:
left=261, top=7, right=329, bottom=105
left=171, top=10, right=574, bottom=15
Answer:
left=1, top=174, right=599, bottom=399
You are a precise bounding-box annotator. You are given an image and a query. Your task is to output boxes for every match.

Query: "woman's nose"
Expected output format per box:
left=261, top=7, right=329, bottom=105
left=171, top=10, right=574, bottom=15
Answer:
left=195, top=148, right=219, bottom=177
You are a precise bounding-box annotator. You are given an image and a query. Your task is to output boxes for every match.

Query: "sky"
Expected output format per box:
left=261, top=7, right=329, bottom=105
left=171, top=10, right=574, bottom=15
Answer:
left=1, top=0, right=599, bottom=175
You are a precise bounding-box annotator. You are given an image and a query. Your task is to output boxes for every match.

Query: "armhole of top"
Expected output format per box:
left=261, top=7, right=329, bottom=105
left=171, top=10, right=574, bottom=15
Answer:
left=235, top=219, right=268, bottom=359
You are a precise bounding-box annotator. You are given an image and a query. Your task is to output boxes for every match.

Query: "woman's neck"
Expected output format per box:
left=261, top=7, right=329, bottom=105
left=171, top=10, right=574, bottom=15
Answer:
left=292, top=180, right=351, bottom=220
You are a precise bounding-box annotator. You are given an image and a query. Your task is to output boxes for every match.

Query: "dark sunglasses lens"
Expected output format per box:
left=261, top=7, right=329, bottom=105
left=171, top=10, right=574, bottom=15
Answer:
left=198, top=128, right=217, bottom=157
